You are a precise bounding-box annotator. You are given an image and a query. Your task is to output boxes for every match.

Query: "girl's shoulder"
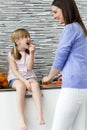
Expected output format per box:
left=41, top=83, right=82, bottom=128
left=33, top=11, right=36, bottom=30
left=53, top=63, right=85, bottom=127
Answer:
left=8, top=51, right=11, bottom=57
left=8, top=51, right=14, bottom=60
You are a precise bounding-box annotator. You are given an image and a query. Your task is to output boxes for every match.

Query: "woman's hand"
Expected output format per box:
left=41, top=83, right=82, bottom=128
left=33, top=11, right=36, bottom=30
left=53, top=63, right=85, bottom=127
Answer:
left=42, top=76, right=51, bottom=83
left=42, top=67, right=60, bottom=83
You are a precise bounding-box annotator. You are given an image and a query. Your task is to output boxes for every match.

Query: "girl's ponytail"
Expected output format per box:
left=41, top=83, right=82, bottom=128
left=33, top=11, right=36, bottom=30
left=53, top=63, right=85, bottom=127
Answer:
left=11, top=46, right=21, bottom=60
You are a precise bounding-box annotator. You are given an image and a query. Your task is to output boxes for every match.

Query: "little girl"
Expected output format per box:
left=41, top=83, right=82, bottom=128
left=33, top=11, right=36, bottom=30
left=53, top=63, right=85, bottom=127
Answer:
left=8, top=28, right=45, bottom=130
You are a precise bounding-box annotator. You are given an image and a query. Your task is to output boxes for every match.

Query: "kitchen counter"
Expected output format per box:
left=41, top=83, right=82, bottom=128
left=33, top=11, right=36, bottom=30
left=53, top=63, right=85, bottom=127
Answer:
left=0, top=85, right=61, bottom=92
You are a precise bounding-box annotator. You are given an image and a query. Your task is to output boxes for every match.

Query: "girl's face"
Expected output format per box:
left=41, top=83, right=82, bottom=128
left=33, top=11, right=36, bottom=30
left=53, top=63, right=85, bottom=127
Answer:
left=52, top=5, right=65, bottom=24
left=16, top=35, right=31, bottom=51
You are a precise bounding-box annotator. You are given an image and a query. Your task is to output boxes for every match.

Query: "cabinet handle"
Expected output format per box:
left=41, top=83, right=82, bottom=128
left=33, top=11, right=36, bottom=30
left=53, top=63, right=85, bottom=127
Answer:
left=25, top=94, right=43, bottom=98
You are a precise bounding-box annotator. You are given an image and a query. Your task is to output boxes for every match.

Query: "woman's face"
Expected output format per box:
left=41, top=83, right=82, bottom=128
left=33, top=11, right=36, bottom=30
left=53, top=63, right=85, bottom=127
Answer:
left=52, top=5, right=65, bottom=24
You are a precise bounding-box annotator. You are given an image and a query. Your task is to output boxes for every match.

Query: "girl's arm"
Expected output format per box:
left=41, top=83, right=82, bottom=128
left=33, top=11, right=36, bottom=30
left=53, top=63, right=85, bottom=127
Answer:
left=27, top=44, right=35, bottom=71
left=8, top=54, right=27, bottom=83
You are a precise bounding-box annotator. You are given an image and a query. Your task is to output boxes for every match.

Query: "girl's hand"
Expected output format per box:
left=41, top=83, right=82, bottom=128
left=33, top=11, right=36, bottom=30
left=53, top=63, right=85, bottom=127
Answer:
left=24, top=80, right=31, bottom=90
left=29, top=44, right=35, bottom=53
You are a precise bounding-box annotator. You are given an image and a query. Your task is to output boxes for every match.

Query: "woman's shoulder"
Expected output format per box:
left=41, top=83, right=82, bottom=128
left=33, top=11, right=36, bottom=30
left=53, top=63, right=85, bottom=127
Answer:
left=62, top=22, right=84, bottom=37
left=61, top=23, right=75, bottom=37
left=64, top=22, right=82, bottom=32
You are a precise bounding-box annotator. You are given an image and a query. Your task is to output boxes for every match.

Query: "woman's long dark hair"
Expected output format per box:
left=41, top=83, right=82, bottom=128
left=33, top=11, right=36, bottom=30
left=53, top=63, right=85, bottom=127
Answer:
left=52, top=0, right=87, bottom=35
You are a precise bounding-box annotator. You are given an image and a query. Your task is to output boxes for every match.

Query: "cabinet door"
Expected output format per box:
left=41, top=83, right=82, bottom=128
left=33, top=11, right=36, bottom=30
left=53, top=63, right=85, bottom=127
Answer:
left=0, top=92, right=20, bottom=130
left=0, top=89, right=86, bottom=130
left=25, top=89, right=60, bottom=130
left=0, top=89, right=60, bottom=130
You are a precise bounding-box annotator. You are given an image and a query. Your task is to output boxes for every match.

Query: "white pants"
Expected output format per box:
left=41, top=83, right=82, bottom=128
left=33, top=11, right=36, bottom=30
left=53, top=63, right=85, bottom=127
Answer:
left=51, top=88, right=87, bottom=130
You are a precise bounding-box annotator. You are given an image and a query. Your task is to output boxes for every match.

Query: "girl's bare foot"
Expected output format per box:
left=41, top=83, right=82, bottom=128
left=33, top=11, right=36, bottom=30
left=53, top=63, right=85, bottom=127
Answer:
left=39, top=119, right=45, bottom=125
left=20, top=123, right=27, bottom=130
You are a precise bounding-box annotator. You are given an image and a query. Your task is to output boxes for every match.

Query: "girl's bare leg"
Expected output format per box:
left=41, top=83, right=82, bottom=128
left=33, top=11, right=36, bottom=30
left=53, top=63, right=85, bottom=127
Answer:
left=12, top=80, right=27, bottom=130
left=29, top=79, right=45, bottom=125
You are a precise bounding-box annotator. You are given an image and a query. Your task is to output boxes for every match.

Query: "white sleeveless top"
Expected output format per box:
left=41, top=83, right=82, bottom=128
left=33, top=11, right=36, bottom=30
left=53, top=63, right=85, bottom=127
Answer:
left=8, top=51, right=36, bottom=82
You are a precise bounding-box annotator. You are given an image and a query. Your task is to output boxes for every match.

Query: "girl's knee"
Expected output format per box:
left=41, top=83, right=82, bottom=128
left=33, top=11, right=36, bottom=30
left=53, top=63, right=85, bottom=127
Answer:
left=31, top=80, right=40, bottom=90
left=16, top=84, right=26, bottom=92
left=13, top=80, right=26, bottom=91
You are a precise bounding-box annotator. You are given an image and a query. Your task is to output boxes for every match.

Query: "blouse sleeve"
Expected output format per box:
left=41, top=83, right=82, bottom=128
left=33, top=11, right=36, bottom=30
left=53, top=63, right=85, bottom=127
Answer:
left=52, top=24, right=75, bottom=70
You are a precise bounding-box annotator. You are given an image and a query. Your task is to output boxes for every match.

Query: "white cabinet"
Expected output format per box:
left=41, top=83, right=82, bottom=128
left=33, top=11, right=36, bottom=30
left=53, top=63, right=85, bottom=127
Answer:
left=0, top=88, right=87, bottom=130
left=0, top=88, right=60, bottom=130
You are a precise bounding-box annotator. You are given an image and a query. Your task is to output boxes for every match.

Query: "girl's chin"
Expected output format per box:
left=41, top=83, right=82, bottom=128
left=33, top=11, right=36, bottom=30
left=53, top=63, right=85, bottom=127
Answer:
left=26, top=47, right=29, bottom=50
left=26, top=45, right=29, bottom=49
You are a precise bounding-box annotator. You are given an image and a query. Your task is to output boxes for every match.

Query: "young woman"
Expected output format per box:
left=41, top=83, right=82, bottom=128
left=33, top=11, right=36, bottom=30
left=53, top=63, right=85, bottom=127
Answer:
left=42, top=0, right=87, bottom=130
left=8, top=28, right=45, bottom=130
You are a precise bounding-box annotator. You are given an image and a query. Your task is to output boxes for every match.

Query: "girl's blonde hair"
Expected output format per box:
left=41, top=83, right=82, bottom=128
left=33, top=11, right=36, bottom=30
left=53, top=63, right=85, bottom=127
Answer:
left=11, top=28, right=30, bottom=60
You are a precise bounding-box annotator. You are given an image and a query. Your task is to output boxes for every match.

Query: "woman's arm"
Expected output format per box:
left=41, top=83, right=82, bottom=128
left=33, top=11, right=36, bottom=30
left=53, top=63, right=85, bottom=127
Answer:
left=43, top=24, right=74, bottom=82
left=42, top=67, right=60, bottom=82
